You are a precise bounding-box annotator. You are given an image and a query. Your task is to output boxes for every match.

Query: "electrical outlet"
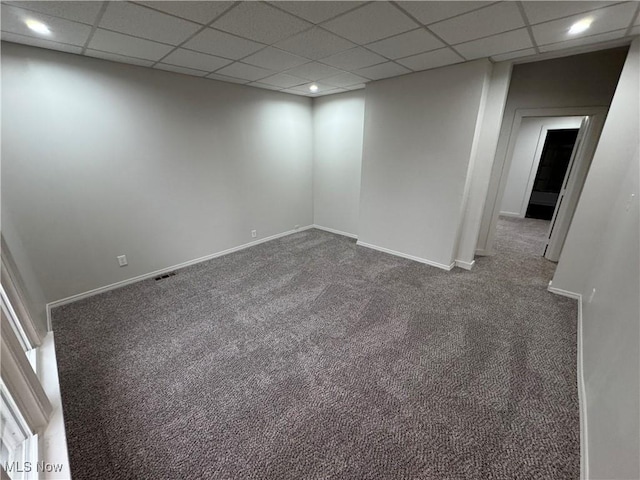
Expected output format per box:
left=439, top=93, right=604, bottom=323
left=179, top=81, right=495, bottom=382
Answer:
left=117, top=255, right=128, bottom=267
left=588, top=288, right=596, bottom=303
left=251, top=230, right=257, bottom=238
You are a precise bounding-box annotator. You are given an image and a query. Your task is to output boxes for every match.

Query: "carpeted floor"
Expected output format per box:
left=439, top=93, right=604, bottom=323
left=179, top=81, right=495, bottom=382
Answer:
left=53, top=217, right=578, bottom=479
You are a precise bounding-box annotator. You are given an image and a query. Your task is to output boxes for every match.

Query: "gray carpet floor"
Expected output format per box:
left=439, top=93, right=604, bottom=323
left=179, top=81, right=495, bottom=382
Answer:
left=53, top=217, right=579, bottom=479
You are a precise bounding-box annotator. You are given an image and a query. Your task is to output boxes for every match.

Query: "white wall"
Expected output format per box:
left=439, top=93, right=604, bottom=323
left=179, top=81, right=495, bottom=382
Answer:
left=1, top=43, right=314, bottom=303
left=1, top=212, right=48, bottom=334
left=454, top=61, right=511, bottom=269
left=477, top=47, right=629, bottom=254
left=312, top=90, right=365, bottom=237
left=500, top=116, right=583, bottom=217
left=553, top=39, right=639, bottom=479
left=358, top=59, right=492, bottom=268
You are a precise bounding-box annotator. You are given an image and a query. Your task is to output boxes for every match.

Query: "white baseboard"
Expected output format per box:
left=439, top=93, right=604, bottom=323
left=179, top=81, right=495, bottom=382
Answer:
left=454, top=259, right=475, bottom=270
left=355, top=241, right=454, bottom=271
left=548, top=283, right=588, bottom=480
left=547, top=281, right=582, bottom=300
left=46, top=225, right=314, bottom=328
left=499, top=211, right=523, bottom=218
left=577, top=296, right=588, bottom=480
left=312, top=224, right=358, bottom=239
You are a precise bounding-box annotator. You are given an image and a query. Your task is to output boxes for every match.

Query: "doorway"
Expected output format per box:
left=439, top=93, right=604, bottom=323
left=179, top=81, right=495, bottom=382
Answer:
left=479, top=107, right=608, bottom=263
left=526, top=128, right=579, bottom=221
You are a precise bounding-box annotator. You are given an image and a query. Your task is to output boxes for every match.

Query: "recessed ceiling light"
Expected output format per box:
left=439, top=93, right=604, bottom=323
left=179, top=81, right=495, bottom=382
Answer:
left=309, top=84, right=319, bottom=93
left=25, top=19, right=51, bottom=35
left=568, top=18, right=592, bottom=35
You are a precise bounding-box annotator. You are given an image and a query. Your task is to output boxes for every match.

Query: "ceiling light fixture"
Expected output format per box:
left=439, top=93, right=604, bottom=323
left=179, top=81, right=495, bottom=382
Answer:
left=309, top=84, right=319, bottom=93
left=568, top=18, right=593, bottom=35
left=25, top=19, right=51, bottom=35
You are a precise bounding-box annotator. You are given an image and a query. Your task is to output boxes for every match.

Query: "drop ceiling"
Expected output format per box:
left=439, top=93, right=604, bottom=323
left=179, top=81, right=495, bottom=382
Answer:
left=1, top=1, right=639, bottom=97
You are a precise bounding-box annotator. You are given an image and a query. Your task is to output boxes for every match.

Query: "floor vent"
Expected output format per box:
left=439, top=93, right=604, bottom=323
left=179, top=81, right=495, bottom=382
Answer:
left=154, top=271, right=177, bottom=281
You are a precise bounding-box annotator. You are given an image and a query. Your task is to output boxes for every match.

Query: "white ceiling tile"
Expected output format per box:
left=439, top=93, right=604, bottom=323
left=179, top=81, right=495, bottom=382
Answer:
left=538, top=28, right=629, bottom=53
left=212, top=2, right=311, bottom=44
left=85, top=49, right=156, bottom=67
left=270, top=1, right=365, bottom=24
left=430, top=3, right=525, bottom=45
left=214, top=62, right=275, bottom=81
left=2, top=31, right=83, bottom=54
left=282, top=86, right=345, bottom=97
left=366, top=28, right=444, bottom=59
left=309, top=88, right=347, bottom=97
left=182, top=28, right=264, bottom=59
left=288, top=81, right=338, bottom=93
left=283, top=61, right=344, bottom=81
left=490, top=47, right=537, bottom=62
left=522, top=1, right=620, bottom=25
left=4, top=1, right=102, bottom=24
left=88, top=29, right=174, bottom=61
left=162, top=48, right=231, bottom=72
left=258, top=72, right=307, bottom=88
left=635, top=10, right=640, bottom=26
left=99, top=2, right=200, bottom=45
left=136, top=1, right=234, bottom=24
left=154, top=63, right=209, bottom=77
left=629, top=25, right=640, bottom=35
left=319, top=47, right=387, bottom=70
left=345, top=83, right=366, bottom=91
left=247, top=82, right=284, bottom=91
left=456, top=28, right=533, bottom=60
left=242, top=47, right=308, bottom=70
left=532, top=3, right=637, bottom=46
left=206, top=73, right=250, bottom=84
left=279, top=88, right=309, bottom=96
left=354, top=61, right=411, bottom=80
left=396, top=47, right=463, bottom=71
left=396, top=1, right=493, bottom=25
left=322, top=72, right=369, bottom=87
left=274, top=27, right=355, bottom=60
left=321, top=2, right=418, bottom=44
left=1, top=5, right=92, bottom=46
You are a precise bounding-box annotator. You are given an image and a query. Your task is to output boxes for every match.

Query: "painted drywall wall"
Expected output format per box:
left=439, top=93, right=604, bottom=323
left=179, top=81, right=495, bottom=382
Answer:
left=454, top=61, right=511, bottom=269
left=477, top=47, right=629, bottom=254
left=359, top=59, right=492, bottom=268
left=499, top=116, right=583, bottom=217
left=1, top=43, right=314, bottom=303
left=1, top=213, right=48, bottom=334
left=312, top=90, right=365, bottom=237
left=554, top=38, right=639, bottom=479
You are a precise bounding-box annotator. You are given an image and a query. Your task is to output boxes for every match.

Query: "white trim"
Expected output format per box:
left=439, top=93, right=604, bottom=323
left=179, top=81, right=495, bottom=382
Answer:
left=547, top=281, right=582, bottom=300
left=0, top=314, right=52, bottom=433
left=1, top=252, right=44, bottom=347
left=454, top=259, right=475, bottom=270
left=46, top=225, right=314, bottom=324
left=355, top=241, right=454, bottom=271
left=38, top=332, right=71, bottom=479
left=312, top=224, right=358, bottom=239
left=548, top=283, right=588, bottom=480
left=497, top=211, right=522, bottom=218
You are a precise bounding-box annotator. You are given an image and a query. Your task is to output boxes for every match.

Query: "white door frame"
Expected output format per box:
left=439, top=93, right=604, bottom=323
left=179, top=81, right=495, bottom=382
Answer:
left=479, top=106, right=609, bottom=256
left=518, top=119, right=583, bottom=219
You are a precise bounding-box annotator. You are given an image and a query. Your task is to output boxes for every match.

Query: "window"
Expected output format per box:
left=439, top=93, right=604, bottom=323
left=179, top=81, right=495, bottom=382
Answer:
left=0, top=259, right=52, bottom=479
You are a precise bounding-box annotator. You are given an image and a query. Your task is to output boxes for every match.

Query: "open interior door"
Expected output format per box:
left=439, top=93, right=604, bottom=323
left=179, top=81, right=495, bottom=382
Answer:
left=544, top=116, right=590, bottom=261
